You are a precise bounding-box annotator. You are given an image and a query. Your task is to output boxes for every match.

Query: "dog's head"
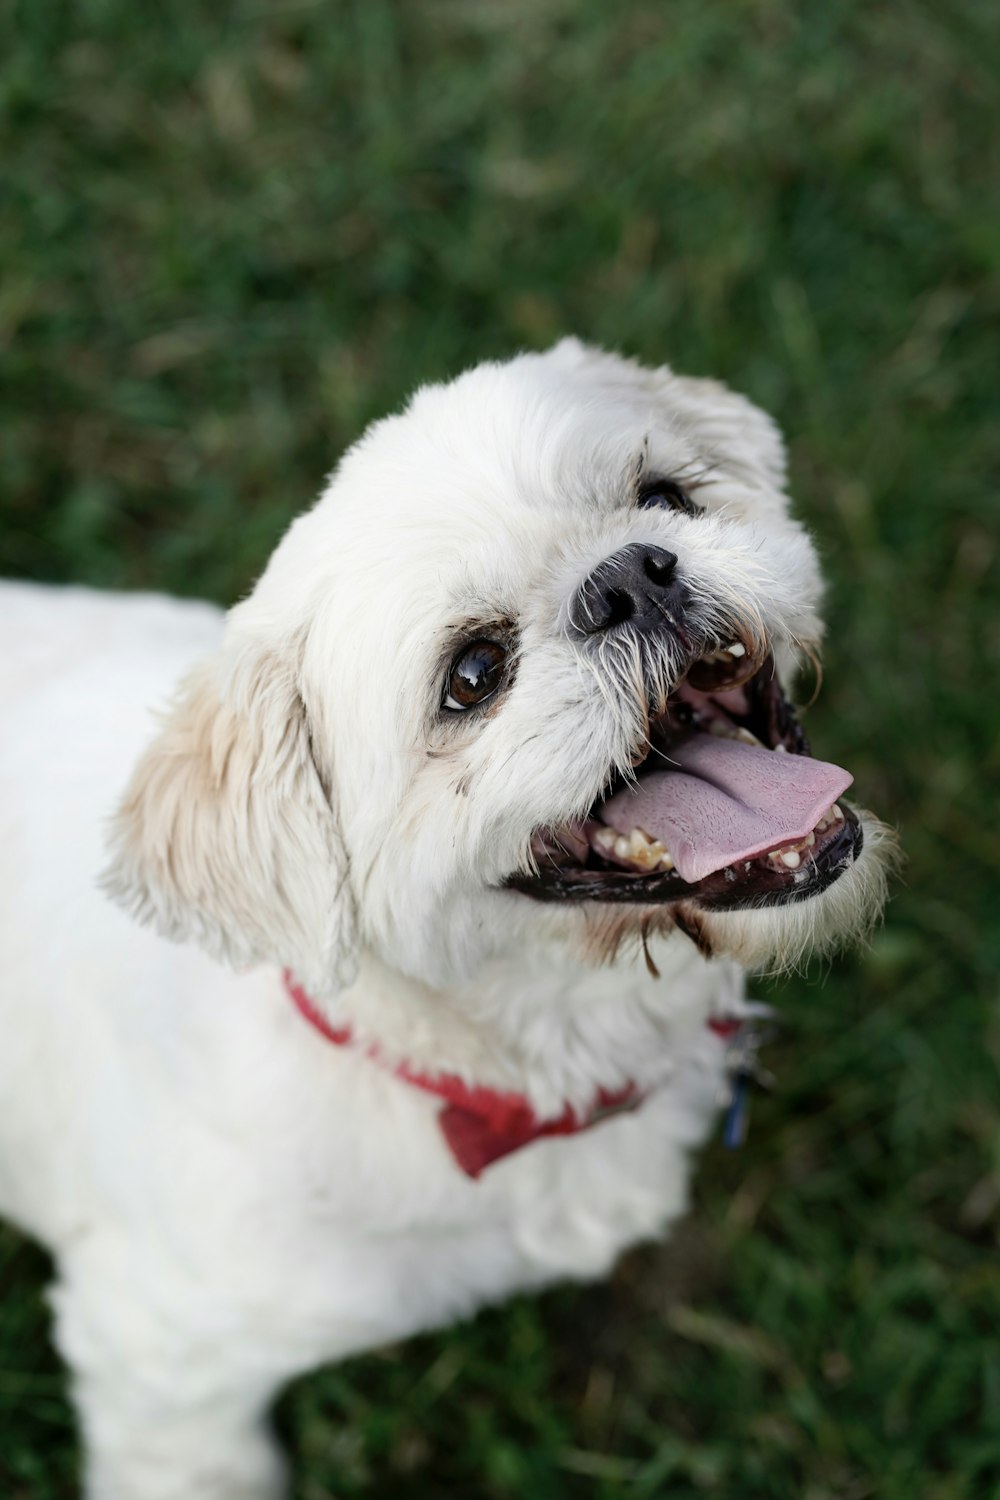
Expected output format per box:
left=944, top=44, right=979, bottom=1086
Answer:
left=106, top=340, right=893, bottom=997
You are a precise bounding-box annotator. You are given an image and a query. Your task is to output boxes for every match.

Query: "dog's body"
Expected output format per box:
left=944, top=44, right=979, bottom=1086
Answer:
left=0, top=343, right=891, bottom=1498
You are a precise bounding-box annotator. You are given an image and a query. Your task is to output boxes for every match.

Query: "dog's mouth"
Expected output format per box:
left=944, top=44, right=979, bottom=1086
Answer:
left=508, top=640, right=863, bottom=912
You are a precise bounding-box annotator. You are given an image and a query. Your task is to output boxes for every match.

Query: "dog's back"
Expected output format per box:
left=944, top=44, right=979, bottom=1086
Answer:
left=0, top=583, right=224, bottom=1242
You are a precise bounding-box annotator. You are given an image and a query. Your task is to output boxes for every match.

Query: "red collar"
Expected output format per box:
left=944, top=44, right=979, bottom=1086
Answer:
left=284, top=972, right=739, bottom=1180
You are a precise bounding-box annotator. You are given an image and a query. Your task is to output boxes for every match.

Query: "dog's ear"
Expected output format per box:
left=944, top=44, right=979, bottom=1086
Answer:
left=548, top=337, right=788, bottom=496
left=103, top=630, right=357, bottom=998
left=663, top=371, right=788, bottom=492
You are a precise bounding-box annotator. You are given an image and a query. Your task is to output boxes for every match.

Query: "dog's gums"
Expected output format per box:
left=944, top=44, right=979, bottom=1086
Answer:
left=510, top=651, right=862, bottom=912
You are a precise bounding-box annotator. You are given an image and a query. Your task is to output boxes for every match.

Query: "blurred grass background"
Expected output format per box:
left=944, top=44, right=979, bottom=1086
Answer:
left=2, top=0, right=999, bottom=1495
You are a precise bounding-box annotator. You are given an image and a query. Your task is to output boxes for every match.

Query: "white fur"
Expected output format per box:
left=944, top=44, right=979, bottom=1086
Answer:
left=0, top=342, right=890, bottom=1498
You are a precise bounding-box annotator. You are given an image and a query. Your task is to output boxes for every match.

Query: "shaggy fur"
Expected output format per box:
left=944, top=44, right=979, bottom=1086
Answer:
left=0, top=341, right=891, bottom=1498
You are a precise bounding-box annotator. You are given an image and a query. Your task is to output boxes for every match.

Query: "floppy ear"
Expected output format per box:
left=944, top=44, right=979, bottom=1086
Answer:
left=103, top=631, right=357, bottom=998
left=548, top=338, right=788, bottom=494
left=664, top=371, right=789, bottom=491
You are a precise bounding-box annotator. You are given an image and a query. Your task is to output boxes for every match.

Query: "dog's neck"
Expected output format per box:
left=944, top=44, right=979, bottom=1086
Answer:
left=301, top=939, right=745, bottom=1118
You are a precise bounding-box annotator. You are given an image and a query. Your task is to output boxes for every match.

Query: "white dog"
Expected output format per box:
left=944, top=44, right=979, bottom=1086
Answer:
left=0, top=341, right=892, bottom=1498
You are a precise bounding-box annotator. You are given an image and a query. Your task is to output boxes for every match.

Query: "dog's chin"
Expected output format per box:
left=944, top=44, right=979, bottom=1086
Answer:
left=505, top=646, right=897, bottom=973
left=690, top=809, right=898, bottom=970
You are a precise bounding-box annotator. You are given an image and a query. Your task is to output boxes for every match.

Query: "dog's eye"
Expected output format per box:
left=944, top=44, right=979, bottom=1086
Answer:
left=443, top=641, right=508, bottom=712
left=637, top=478, right=699, bottom=516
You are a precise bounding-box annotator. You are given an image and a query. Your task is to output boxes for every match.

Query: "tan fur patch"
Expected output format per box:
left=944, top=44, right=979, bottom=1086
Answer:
left=577, top=904, right=677, bottom=969
left=103, top=638, right=357, bottom=994
left=670, top=903, right=716, bottom=959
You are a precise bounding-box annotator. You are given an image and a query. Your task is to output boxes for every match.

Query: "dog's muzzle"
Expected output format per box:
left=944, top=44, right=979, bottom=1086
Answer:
left=507, top=645, right=865, bottom=914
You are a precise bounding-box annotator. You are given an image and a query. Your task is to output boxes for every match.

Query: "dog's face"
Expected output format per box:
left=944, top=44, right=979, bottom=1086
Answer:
left=107, top=341, right=892, bottom=996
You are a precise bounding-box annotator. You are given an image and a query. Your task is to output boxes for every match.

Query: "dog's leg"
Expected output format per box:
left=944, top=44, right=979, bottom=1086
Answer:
left=50, top=1251, right=290, bottom=1500
left=73, top=1383, right=287, bottom=1500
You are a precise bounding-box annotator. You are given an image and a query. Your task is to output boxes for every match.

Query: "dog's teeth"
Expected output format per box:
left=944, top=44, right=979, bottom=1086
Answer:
left=725, top=641, right=746, bottom=658
left=625, top=827, right=672, bottom=872
left=766, top=832, right=817, bottom=867
left=706, top=719, right=760, bottom=747
left=599, top=825, right=673, bottom=873
left=816, top=802, right=846, bottom=830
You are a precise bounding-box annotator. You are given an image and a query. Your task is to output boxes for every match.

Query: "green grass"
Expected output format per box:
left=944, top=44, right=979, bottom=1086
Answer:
left=2, top=0, right=999, bottom=1495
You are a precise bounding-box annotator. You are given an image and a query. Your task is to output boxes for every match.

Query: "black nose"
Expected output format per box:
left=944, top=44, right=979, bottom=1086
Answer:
left=568, top=543, right=682, bottom=637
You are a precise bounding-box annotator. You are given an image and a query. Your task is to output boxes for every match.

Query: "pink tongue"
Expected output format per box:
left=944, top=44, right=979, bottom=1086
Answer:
left=601, top=733, right=853, bottom=883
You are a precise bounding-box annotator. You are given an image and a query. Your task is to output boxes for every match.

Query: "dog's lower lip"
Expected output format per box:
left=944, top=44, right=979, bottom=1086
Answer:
left=510, top=803, right=863, bottom=910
